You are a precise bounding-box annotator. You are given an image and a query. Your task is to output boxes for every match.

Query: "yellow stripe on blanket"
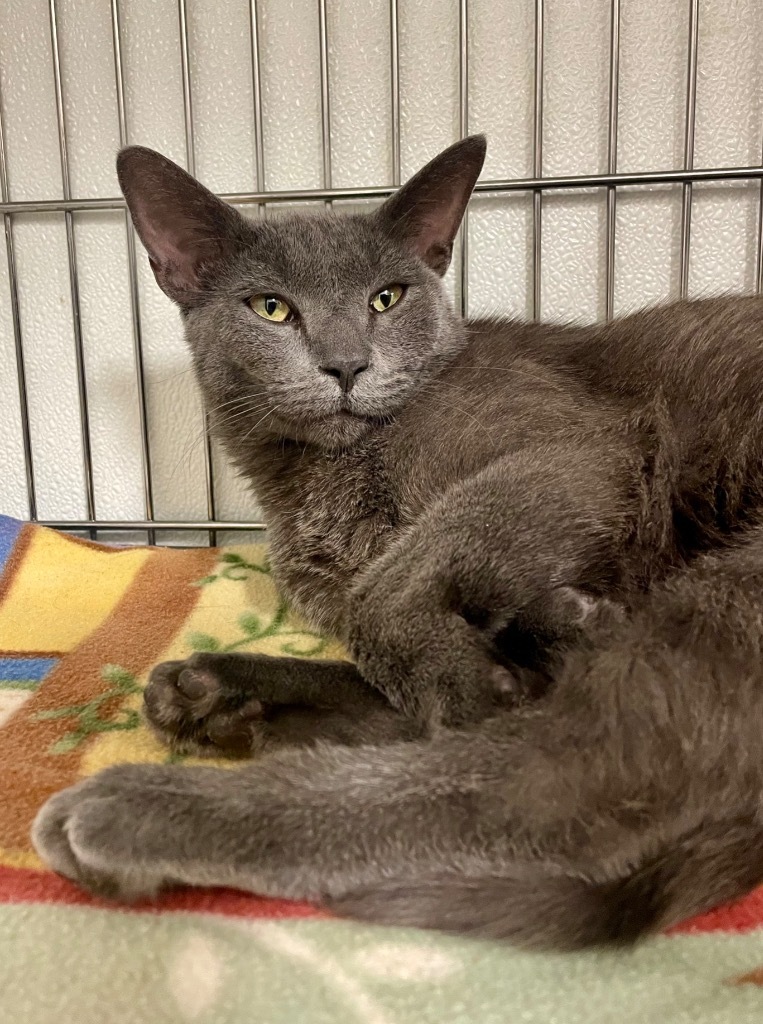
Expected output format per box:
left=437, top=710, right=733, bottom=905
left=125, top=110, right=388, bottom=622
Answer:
left=0, top=529, right=150, bottom=652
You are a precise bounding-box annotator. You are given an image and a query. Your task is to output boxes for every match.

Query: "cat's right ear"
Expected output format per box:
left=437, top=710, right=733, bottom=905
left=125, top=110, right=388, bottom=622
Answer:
left=117, top=146, right=248, bottom=307
left=375, top=135, right=486, bottom=276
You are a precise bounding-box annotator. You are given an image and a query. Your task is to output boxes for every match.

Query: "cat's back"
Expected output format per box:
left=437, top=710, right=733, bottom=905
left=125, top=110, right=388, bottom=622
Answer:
left=569, top=294, right=763, bottom=407
left=385, top=295, right=763, bottom=520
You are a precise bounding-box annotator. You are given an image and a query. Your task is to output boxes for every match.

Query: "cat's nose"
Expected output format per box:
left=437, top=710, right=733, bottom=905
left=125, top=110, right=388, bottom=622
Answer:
left=320, top=359, right=369, bottom=394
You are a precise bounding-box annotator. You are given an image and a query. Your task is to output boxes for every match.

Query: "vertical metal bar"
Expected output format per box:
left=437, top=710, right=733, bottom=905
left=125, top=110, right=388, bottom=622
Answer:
left=532, top=0, right=544, bottom=321
left=178, top=0, right=217, bottom=545
left=177, top=0, right=196, bottom=177
left=249, top=0, right=266, bottom=209
left=458, top=0, right=469, bottom=318
left=389, top=0, right=401, bottom=188
left=48, top=0, right=96, bottom=536
left=756, top=138, right=763, bottom=295
left=111, top=0, right=155, bottom=544
left=318, top=0, right=333, bottom=195
left=0, top=79, right=37, bottom=519
left=679, top=0, right=699, bottom=299
left=605, top=0, right=620, bottom=321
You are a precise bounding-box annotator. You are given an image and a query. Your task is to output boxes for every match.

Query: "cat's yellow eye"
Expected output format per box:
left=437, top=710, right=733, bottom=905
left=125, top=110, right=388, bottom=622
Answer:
left=249, top=294, right=293, bottom=322
left=371, top=284, right=404, bottom=313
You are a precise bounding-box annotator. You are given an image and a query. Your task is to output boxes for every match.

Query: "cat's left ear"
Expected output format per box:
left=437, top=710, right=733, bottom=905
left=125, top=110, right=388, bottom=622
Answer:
left=117, top=146, right=249, bottom=307
left=375, top=135, right=486, bottom=276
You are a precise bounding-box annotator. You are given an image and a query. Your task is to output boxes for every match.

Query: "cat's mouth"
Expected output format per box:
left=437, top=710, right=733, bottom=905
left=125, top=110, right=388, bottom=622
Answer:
left=309, top=406, right=364, bottom=424
left=329, top=397, right=368, bottom=420
left=319, top=404, right=378, bottom=426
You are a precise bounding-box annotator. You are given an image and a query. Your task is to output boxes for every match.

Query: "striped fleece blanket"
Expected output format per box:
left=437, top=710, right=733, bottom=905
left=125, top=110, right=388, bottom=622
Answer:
left=2, top=512, right=763, bottom=1024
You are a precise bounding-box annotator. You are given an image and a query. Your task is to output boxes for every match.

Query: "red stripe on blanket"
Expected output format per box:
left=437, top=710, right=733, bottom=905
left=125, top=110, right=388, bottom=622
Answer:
left=4, top=864, right=762, bottom=934
left=0, top=865, right=324, bottom=920
left=669, top=886, right=763, bottom=936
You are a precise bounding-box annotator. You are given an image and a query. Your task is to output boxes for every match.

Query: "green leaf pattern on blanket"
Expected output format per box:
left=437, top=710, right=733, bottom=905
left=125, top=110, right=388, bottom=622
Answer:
left=187, top=601, right=328, bottom=658
left=190, top=551, right=329, bottom=657
left=35, top=551, right=328, bottom=754
left=34, top=664, right=142, bottom=754
left=193, top=550, right=271, bottom=586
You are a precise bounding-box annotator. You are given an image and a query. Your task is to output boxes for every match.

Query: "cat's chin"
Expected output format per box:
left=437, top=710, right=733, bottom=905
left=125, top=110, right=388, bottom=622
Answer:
left=273, top=409, right=380, bottom=450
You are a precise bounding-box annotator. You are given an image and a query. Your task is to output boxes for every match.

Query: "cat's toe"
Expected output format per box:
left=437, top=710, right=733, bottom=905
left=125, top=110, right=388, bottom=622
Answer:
left=144, top=654, right=263, bottom=757
left=31, top=772, right=166, bottom=901
left=30, top=781, right=89, bottom=884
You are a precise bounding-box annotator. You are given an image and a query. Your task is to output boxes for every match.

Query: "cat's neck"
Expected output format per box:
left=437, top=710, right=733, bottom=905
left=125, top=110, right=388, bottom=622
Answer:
left=229, top=414, right=386, bottom=507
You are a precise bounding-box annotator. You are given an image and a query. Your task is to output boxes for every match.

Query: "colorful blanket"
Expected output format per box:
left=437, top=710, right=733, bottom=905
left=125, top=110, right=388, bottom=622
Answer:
left=2, top=513, right=763, bottom=1023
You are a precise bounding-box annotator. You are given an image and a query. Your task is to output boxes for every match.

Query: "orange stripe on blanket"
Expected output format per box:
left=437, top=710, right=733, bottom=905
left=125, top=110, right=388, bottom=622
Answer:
left=0, top=545, right=218, bottom=853
left=0, top=865, right=324, bottom=921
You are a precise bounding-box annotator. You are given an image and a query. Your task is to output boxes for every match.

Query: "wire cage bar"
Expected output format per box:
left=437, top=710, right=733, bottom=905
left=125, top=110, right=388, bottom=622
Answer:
left=531, top=0, right=544, bottom=321
left=604, top=0, right=620, bottom=322
left=0, top=72, right=36, bottom=522
left=110, top=0, right=156, bottom=545
left=679, top=0, right=700, bottom=299
left=3, top=0, right=763, bottom=544
left=48, top=0, right=97, bottom=537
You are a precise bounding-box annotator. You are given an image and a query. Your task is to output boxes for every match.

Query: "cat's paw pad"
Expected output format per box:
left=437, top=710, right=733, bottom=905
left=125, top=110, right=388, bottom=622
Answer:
left=144, top=653, right=264, bottom=756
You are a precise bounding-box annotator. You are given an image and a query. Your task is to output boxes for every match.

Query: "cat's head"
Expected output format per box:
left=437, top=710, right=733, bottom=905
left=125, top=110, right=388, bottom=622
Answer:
left=117, top=136, right=486, bottom=450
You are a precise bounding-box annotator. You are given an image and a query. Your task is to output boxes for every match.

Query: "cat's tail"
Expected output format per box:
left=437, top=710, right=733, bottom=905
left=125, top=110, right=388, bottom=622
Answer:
left=330, top=814, right=763, bottom=948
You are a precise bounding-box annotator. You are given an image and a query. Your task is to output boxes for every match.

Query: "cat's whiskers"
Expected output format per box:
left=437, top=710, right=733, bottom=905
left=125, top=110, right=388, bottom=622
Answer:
left=454, top=365, right=566, bottom=392
left=213, top=397, right=270, bottom=423
left=237, top=399, right=297, bottom=447
left=168, top=426, right=223, bottom=482
left=172, top=371, right=504, bottom=482
left=146, top=366, right=195, bottom=387
left=174, top=385, right=336, bottom=477
left=167, top=396, right=271, bottom=480
left=208, top=387, right=312, bottom=431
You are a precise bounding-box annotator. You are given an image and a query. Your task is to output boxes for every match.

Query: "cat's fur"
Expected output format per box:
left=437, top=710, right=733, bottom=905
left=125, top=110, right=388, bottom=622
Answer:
left=31, top=136, right=763, bottom=949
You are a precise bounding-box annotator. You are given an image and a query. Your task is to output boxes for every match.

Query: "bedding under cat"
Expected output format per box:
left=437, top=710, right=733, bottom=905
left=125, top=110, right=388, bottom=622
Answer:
left=32, top=136, right=763, bottom=948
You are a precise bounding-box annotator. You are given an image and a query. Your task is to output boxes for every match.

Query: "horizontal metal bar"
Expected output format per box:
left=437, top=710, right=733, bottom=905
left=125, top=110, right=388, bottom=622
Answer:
left=2, top=164, right=762, bottom=215
left=41, top=519, right=267, bottom=532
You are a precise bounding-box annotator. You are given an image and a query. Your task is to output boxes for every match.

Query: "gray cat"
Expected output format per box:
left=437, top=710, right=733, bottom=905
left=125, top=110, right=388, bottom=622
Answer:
left=32, top=136, right=763, bottom=948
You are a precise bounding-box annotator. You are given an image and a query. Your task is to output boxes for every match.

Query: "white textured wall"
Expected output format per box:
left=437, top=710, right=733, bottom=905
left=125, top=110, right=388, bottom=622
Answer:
left=0, top=0, right=762, bottom=541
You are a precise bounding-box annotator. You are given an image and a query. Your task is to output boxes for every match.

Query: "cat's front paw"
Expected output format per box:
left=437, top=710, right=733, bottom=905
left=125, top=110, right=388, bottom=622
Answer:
left=144, top=653, right=265, bottom=756
left=31, top=767, right=171, bottom=901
